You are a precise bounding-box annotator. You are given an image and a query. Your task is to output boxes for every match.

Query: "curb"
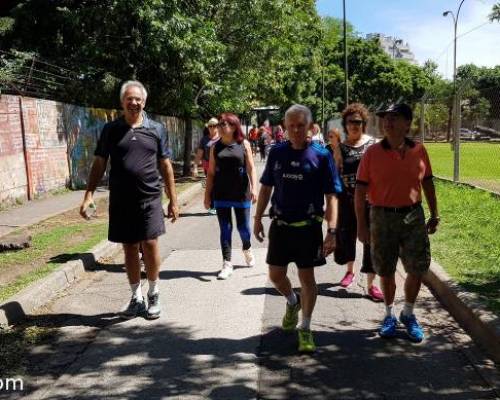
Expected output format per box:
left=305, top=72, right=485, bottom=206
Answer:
left=0, top=181, right=203, bottom=327
left=423, top=260, right=500, bottom=364
left=0, top=240, right=121, bottom=326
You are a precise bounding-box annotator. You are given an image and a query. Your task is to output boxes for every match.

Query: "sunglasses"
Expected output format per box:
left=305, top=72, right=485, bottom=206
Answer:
left=219, top=121, right=233, bottom=127
left=347, top=119, right=364, bottom=126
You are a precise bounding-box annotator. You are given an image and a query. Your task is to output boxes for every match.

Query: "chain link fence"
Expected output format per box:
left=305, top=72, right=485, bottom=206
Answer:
left=418, top=84, right=500, bottom=194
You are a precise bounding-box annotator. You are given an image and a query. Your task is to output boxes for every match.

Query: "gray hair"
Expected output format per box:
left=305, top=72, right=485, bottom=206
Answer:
left=120, top=80, right=148, bottom=102
left=284, top=104, right=312, bottom=125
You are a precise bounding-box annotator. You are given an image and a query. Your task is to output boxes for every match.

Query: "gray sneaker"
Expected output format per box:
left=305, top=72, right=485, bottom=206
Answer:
left=146, top=292, right=161, bottom=320
left=120, top=296, right=146, bottom=319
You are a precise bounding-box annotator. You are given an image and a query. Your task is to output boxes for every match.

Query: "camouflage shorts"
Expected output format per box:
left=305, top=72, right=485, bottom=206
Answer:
left=369, top=205, right=431, bottom=277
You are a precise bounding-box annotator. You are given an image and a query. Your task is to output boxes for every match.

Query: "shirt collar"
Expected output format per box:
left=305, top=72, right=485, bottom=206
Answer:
left=381, top=137, right=416, bottom=149
left=119, top=112, right=151, bottom=128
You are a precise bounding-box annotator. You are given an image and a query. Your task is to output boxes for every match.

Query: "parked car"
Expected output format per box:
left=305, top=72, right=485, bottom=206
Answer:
left=459, top=128, right=480, bottom=140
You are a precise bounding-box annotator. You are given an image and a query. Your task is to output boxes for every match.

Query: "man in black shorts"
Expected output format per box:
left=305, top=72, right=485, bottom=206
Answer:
left=80, top=80, right=179, bottom=320
left=254, top=104, right=342, bottom=352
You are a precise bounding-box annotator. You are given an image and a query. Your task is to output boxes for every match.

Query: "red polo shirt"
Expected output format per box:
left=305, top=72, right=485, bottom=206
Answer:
left=356, top=138, right=433, bottom=207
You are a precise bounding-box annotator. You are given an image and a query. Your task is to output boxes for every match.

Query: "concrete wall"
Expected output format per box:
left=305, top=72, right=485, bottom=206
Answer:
left=0, top=94, right=200, bottom=205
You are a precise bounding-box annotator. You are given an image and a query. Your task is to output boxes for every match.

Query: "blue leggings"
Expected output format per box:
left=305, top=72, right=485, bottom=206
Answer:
left=216, top=207, right=251, bottom=261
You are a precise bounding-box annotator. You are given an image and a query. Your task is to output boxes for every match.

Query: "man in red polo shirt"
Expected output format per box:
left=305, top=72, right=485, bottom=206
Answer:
left=354, top=103, right=439, bottom=343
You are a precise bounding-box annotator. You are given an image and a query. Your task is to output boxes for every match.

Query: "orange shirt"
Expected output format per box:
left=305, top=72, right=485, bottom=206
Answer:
left=356, top=138, right=433, bottom=207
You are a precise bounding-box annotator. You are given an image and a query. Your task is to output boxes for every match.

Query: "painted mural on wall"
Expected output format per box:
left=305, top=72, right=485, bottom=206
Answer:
left=0, top=94, right=201, bottom=204
left=62, top=105, right=116, bottom=189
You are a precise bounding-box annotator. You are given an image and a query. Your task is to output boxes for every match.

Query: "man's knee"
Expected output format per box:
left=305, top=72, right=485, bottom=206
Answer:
left=298, top=268, right=316, bottom=287
left=268, top=265, right=287, bottom=284
left=123, top=242, right=140, bottom=254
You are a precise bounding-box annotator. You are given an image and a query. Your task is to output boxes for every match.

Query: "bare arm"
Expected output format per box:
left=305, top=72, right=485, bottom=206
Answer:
left=159, top=158, right=179, bottom=222
left=253, top=184, right=272, bottom=242
left=422, top=178, right=439, bottom=234
left=204, top=146, right=216, bottom=209
left=324, top=193, right=338, bottom=230
left=79, top=156, right=107, bottom=218
left=355, top=184, right=369, bottom=243
left=244, top=140, right=257, bottom=202
left=323, top=193, right=339, bottom=256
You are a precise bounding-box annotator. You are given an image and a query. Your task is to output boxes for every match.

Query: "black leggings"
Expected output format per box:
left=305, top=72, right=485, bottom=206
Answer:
left=334, top=193, right=374, bottom=274
left=216, top=207, right=251, bottom=261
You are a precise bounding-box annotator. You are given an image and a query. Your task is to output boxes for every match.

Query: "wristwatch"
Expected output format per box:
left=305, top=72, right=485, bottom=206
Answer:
left=327, top=228, right=337, bottom=235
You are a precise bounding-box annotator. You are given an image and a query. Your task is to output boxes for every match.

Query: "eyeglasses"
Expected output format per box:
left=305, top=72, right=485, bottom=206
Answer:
left=208, top=124, right=218, bottom=128
left=219, top=121, right=232, bottom=127
left=347, top=119, right=364, bottom=126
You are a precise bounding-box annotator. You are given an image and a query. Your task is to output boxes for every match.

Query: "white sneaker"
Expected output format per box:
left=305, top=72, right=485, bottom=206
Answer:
left=243, top=249, right=255, bottom=267
left=217, top=261, right=233, bottom=280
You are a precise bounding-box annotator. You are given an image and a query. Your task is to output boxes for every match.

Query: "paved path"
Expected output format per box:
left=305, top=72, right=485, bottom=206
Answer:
left=3, top=161, right=498, bottom=400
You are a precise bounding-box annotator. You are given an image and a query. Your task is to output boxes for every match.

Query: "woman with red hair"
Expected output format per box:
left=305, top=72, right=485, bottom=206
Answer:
left=204, top=113, right=258, bottom=279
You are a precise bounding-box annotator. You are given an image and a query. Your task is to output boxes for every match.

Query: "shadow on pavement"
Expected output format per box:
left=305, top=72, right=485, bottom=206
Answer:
left=9, top=320, right=261, bottom=400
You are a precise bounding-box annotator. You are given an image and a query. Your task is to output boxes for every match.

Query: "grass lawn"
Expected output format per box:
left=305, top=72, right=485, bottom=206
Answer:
left=425, top=142, right=500, bottom=193
left=427, top=180, right=500, bottom=314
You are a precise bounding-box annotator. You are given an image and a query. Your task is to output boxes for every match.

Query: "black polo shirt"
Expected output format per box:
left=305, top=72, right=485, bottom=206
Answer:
left=95, top=113, right=171, bottom=201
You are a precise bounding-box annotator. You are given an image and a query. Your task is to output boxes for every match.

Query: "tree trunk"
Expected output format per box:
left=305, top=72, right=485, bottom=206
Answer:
left=183, top=117, right=193, bottom=176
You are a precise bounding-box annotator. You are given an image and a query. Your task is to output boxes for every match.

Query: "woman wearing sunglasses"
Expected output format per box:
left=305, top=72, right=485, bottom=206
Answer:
left=204, top=113, right=258, bottom=279
left=331, top=103, right=383, bottom=301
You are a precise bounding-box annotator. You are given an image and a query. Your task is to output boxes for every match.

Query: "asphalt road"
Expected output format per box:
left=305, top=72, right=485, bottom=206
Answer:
left=5, top=160, right=499, bottom=400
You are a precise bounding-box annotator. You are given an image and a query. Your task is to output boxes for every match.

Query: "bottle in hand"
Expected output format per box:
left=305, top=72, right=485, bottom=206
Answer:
left=84, top=202, right=97, bottom=220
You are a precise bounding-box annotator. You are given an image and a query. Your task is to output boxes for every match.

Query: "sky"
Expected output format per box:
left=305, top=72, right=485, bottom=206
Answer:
left=316, top=0, right=500, bottom=78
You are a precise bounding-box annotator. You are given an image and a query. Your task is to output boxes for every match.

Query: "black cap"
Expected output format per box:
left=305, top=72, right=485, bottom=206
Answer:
left=376, top=103, right=413, bottom=121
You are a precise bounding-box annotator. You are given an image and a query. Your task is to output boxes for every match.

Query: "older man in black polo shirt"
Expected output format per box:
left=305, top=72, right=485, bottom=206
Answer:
left=80, top=80, right=179, bottom=320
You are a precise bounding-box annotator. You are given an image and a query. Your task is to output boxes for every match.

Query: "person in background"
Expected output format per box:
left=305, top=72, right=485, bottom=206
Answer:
left=325, top=128, right=342, bottom=169
left=258, top=126, right=270, bottom=162
left=311, top=123, right=325, bottom=146
left=248, top=124, right=259, bottom=156
left=193, top=117, right=220, bottom=214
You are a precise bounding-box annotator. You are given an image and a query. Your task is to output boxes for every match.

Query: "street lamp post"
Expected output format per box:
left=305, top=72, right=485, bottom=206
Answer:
left=443, top=0, right=466, bottom=182
left=343, top=0, right=348, bottom=107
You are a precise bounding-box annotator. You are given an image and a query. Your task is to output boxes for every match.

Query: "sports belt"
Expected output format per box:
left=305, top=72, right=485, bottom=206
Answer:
left=274, top=215, right=323, bottom=227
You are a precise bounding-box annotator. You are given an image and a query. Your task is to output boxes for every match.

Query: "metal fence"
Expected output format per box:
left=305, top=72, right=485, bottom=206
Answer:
left=418, top=85, right=500, bottom=194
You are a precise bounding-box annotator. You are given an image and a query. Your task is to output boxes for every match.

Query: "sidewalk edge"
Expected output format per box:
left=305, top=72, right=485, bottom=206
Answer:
left=0, top=181, right=202, bottom=327
left=423, top=260, right=500, bottom=364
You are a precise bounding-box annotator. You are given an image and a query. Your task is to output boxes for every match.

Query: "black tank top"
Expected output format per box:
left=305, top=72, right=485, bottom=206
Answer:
left=213, top=141, right=250, bottom=202
left=339, top=137, right=376, bottom=194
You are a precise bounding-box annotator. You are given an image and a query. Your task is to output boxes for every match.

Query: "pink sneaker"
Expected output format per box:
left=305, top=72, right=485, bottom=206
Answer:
left=340, top=272, right=355, bottom=288
left=368, top=285, right=384, bottom=302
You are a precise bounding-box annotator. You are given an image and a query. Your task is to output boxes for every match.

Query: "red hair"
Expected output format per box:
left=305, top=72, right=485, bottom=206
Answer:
left=218, top=112, right=244, bottom=144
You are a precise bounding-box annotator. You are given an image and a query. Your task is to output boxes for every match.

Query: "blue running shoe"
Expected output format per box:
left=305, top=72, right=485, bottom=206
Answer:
left=399, top=312, right=425, bottom=343
left=379, top=315, right=398, bottom=338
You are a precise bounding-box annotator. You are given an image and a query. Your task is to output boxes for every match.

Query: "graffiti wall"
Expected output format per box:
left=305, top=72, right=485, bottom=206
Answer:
left=0, top=95, right=27, bottom=203
left=0, top=94, right=200, bottom=204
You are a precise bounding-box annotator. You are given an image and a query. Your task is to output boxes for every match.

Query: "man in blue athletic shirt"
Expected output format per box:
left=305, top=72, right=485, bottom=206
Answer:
left=254, top=104, right=342, bottom=352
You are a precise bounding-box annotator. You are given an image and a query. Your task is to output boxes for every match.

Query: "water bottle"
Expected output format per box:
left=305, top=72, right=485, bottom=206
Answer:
left=84, top=202, right=97, bottom=220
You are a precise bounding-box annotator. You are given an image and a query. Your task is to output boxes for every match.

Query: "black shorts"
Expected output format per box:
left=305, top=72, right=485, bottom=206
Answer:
left=334, top=193, right=374, bottom=273
left=266, top=220, right=326, bottom=269
left=108, top=195, right=165, bottom=244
